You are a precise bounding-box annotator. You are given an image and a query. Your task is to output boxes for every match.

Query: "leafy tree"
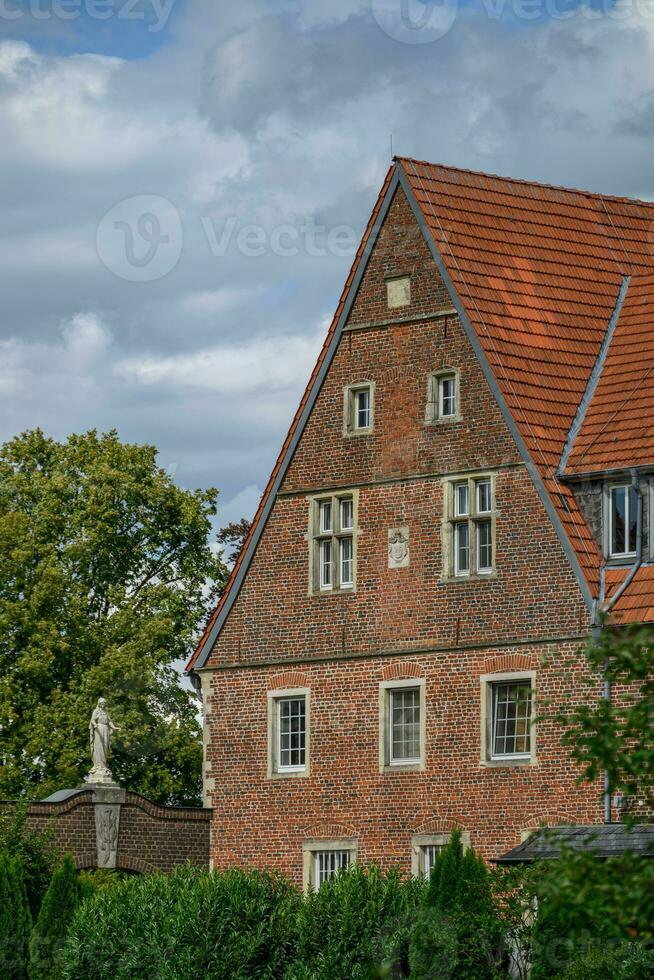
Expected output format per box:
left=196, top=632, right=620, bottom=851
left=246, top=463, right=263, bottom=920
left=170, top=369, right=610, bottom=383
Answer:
left=0, top=851, right=32, bottom=979
left=29, top=854, right=82, bottom=979
left=557, top=623, right=654, bottom=816
left=0, top=429, right=228, bottom=805
left=216, top=518, right=251, bottom=564
left=409, top=830, right=505, bottom=980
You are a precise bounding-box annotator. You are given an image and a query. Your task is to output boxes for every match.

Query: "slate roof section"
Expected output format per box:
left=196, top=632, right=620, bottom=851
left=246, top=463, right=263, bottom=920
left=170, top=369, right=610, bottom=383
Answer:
left=188, top=160, right=654, bottom=671
left=565, top=272, right=654, bottom=475
left=494, top=823, right=654, bottom=863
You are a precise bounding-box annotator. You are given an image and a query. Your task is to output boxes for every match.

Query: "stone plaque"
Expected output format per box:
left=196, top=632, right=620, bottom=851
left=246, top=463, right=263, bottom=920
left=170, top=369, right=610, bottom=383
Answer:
left=95, top=803, right=120, bottom=869
left=388, top=527, right=410, bottom=568
left=386, top=276, right=411, bottom=309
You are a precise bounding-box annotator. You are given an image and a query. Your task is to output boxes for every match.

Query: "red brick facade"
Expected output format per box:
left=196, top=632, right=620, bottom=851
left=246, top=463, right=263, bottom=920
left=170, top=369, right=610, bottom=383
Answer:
left=198, top=184, right=603, bottom=885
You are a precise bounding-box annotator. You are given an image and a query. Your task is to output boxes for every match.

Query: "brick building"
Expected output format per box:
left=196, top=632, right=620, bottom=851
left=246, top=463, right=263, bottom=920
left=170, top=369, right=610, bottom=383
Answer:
left=188, top=159, right=654, bottom=890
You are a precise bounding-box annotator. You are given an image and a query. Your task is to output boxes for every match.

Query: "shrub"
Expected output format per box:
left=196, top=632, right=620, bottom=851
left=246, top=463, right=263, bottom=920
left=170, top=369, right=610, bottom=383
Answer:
left=560, top=941, right=654, bottom=980
left=292, top=863, right=424, bottom=979
left=62, top=865, right=301, bottom=979
left=0, top=804, right=58, bottom=919
left=29, top=854, right=82, bottom=979
left=530, top=846, right=654, bottom=980
left=0, top=850, right=32, bottom=980
left=409, top=830, right=506, bottom=980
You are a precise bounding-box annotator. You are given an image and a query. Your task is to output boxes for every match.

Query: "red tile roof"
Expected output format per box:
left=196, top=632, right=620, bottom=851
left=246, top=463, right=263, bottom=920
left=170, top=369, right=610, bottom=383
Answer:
left=565, top=272, right=654, bottom=474
left=604, top=565, right=654, bottom=624
left=189, top=160, right=654, bottom=669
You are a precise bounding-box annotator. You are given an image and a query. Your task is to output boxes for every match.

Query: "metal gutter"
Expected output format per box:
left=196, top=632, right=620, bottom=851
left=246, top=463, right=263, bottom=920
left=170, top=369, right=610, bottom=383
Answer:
left=558, top=276, right=630, bottom=476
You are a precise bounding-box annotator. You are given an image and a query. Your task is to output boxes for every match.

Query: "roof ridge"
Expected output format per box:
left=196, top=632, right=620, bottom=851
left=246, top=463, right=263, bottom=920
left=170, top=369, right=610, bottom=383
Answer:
left=558, top=275, right=631, bottom=476
left=394, top=156, right=654, bottom=209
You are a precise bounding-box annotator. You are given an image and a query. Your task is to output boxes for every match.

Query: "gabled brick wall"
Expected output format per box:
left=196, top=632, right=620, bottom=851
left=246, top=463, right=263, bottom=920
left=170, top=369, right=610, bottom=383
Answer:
left=200, top=185, right=600, bottom=882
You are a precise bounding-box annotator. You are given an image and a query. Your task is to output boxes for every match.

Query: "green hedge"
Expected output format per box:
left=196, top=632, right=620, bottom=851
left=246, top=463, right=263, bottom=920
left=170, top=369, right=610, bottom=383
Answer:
left=61, top=865, right=301, bottom=979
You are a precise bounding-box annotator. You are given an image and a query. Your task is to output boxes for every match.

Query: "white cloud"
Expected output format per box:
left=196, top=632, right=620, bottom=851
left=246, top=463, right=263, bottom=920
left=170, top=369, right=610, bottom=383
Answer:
left=116, top=329, right=323, bottom=393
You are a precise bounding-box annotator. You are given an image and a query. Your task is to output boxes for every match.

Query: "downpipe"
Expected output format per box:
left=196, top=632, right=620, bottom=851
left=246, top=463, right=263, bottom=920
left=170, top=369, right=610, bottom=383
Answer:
left=598, top=469, right=643, bottom=823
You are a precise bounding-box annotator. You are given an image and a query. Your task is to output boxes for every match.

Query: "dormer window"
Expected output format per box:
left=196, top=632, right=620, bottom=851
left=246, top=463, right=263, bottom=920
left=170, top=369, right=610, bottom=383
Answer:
left=608, top=484, right=638, bottom=558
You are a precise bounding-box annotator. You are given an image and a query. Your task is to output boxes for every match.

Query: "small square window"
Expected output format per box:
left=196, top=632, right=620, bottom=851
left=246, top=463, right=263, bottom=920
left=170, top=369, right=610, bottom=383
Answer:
left=340, top=498, right=353, bottom=531
left=477, top=480, right=492, bottom=514
left=303, top=840, right=357, bottom=892
left=425, top=370, right=459, bottom=423
left=386, top=275, right=411, bottom=309
left=320, top=500, right=332, bottom=533
left=480, top=672, right=536, bottom=766
left=379, top=679, right=426, bottom=772
left=344, top=383, right=375, bottom=436
left=268, top=688, right=310, bottom=778
left=455, top=482, right=469, bottom=517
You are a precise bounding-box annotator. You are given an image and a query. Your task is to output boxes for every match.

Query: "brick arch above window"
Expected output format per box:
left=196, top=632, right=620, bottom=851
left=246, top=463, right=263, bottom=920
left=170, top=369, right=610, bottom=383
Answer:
left=482, top=652, right=535, bottom=675
left=413, top=817, right=467, bottom=836
left=521, top=810, right=574, bottom=832
left=302, top=822, right=357, bottom=841
left=380, top=661, right=424, bottom=682
left=269, top=670, right=310, bottom=690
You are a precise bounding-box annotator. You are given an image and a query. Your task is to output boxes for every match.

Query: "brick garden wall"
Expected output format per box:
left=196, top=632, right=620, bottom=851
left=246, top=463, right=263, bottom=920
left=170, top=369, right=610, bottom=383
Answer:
left=3, top=791, right=210, bottom=873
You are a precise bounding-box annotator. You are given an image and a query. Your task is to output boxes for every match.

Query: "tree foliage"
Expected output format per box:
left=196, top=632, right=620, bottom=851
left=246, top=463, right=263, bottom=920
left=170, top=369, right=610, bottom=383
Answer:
left=409, top=830, right=505, bottom=980
left=0, top=429, right=228, bottom=804
left=557, top=623, right=654, bottom=816
left=0, top=851, right=32, bottom=979
left=0, top=803, right=57, bottom=920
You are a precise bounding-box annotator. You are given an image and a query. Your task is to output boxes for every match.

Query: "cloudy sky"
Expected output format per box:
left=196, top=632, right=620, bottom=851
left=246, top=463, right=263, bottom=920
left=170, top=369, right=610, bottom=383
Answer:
left=2, top=0, right=654, bottom=532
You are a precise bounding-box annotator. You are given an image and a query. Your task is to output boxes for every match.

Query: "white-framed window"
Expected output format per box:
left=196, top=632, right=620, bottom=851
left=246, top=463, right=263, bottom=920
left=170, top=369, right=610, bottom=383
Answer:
left=445, top=474, right=496, bottom=579
left=480, top=672, right=536, bottom=766
left=386, top=275, right=411, bottom=309
left=310, top=493, right=357, bottom=594
left=268, top=688, right=310, bottom=778
left=379, top=678, right=426, bottom=772
left=302, top=840, right=357, bottom=892
left=411, top=832, right=471, bottom=877
left=343, top=382, right=375, bottom=436
left=425, top=370, right=460, bottom=424
left=607, top=483, right=638, bottom=558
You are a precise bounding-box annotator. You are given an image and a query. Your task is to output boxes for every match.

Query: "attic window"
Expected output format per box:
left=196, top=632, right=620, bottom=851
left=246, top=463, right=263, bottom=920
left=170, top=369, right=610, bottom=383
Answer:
left=386, top=276, right=411, bottom=310
left=608, top=484, right=638, bottom=558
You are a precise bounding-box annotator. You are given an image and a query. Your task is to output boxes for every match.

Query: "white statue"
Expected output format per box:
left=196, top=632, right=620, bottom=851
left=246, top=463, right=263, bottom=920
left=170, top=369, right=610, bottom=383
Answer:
left=86, top=697, right=119, bottom=785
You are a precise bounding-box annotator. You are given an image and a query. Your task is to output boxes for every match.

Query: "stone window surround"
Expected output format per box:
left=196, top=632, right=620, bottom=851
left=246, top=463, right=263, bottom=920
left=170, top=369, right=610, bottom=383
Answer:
left=267, top=687, right=311, bottom=779
left=302, top=838, right=358, bottom=893
left=479, top=670, right=537, bottom=768
left=307, top=489, right=360, bottom=596
left=343, top=381, right=376, bottom=437
left=441, top=470, right=498, bottom=582
left=410, top=831, right=471, bottom=877
left=425, top=367, right=461, bottom=424
left=379, top=677, right=427, bottom=773
left=386, top=274, right=411, bottom=310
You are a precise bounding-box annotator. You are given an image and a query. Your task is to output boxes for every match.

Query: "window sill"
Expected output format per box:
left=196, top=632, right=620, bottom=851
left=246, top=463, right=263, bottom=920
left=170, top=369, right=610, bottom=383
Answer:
left=443, top=571, right=498, bottom=584
left=423, top=416, right=462, bottom=426
left=381, top=761, right=424, bottom=774
left=479, top=756, right=538, bottom=769
left=343, top=429, right=373, bottom=439
left=268, top=767, right=311, bottom=780
left=310, top=587, right=357, bottom=598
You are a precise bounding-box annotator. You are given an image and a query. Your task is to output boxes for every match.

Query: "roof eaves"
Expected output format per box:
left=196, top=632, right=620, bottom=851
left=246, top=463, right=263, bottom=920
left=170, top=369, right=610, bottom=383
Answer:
left=558, top=275, right=630, bottom=476
left=187, top=167, right=402, bottom=673
left=397, top=160, right=595, bottom=613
